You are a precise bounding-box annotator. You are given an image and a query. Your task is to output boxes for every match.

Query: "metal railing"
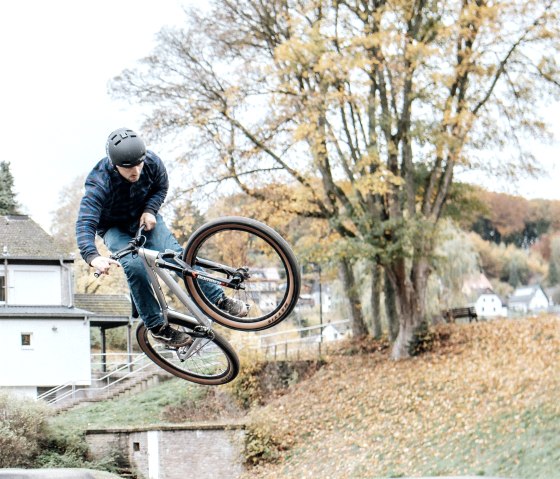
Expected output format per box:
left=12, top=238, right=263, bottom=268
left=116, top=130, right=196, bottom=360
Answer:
left=37, top=320, right=351, bottom=407
left=90, top=352, right=140, bottom=373
left=36, top=353, right=162, bottom=407
left=254, top=320, right=350, bottom=360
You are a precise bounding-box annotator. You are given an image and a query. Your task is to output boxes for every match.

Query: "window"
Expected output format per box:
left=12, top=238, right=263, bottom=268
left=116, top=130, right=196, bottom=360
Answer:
left=0, top=275, right=5, bottom=302
left=21, top=333, right=32, bottom=348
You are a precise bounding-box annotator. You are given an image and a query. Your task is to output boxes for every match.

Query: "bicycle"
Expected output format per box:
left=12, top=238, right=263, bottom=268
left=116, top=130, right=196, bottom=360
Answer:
left=96, top=216, right=301, bottom=385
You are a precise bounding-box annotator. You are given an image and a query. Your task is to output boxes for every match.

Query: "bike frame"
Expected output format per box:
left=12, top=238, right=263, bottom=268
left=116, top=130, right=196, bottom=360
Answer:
left=135, top=246, right=217, bottom=359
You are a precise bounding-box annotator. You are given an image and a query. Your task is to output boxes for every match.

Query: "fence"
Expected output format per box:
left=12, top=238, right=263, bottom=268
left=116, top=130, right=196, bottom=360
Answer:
left=37, top=320, right=351, bottom=407
left=36, top=353, right=160, bottom=407
left=253, top=320, right=350, bottom=361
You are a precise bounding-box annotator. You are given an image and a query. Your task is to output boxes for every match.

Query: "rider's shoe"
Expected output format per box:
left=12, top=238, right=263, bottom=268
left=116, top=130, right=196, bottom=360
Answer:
left=150, top=324, right=193, bottom=348
left=216, top=294, right=249, bottom=317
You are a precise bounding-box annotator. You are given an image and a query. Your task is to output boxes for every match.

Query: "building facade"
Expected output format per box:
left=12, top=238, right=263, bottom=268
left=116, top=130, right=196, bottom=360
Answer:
left=0, top=215, right=91, bottom=397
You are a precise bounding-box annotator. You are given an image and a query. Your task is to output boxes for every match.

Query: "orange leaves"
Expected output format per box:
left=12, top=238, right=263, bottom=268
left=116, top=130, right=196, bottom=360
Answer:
left=243, top=316, right=560, bottom=478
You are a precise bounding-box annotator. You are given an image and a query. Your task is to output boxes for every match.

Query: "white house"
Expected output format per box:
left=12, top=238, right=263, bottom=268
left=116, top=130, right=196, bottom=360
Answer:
left=508, top=284, right=550, bottom=314
left=474, top=288, right=507, bottom=318
left=0, top=214, right=91, bottom=398
left=320, top=323, right=343, bottom=342
left=246, top=267, right=286, bottom=311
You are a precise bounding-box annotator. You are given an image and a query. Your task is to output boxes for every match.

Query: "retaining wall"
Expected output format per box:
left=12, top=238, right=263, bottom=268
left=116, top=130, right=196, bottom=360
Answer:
left=85, top=423, right=246, bottom=479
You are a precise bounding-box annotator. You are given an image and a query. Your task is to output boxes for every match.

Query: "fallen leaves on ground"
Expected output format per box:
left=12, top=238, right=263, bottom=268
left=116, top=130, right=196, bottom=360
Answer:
left=242, top=316, right=560, bottom=479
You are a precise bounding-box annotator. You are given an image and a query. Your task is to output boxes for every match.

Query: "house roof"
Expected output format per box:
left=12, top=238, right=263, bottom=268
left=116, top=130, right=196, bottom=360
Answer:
left=476, top=287, right=496, bottom=296
left=0, top=215, right=72, bottom=259
left=0, top=296, right=132, bottom=328
left=509, top=284, right=548, bottom=305
left=462, top=273, right=493, bottom=296
left=74, top=294, right=132, bottom=327
left=0, top=305, right=90, bottom=318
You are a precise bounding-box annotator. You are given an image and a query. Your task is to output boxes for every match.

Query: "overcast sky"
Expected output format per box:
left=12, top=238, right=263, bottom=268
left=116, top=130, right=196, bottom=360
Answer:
left=0, top=0, right=188, bottom=232
left=1, top=1, right=559, bottom=234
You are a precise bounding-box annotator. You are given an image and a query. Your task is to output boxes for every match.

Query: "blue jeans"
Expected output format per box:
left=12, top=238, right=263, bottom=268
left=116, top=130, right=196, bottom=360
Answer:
left=103, top=216, right=224, bottom=329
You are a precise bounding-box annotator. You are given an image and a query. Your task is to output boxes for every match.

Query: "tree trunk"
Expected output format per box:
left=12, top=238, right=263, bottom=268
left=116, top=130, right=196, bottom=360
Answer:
left=371, top=263, right=383, bottom=338
left=339, top=257, right=368, bottom=337
left=389, top=256, right=431, bottom=359
left=384, top=269, right=399, bottom=342
left=391, top=299, right=416, bottom=359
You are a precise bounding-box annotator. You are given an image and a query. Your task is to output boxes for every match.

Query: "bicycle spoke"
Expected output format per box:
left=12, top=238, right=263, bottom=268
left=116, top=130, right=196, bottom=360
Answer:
left=191, top=229, right=290, bottom=320
left=144, top=328, right=231, bottom=379
left=182, top=217, right=300, bottom=331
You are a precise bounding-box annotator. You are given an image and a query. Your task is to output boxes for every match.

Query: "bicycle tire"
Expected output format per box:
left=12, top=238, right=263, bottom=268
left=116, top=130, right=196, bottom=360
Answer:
left=136, top=317, right=239, bottom=385
left=182, top=216, right=301, bottom=331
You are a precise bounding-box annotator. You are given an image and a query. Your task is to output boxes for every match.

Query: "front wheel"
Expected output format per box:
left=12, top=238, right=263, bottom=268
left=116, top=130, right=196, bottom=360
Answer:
left=137, top=317, right=239, bottom=385
left=182, top=217, right=301, bottom=331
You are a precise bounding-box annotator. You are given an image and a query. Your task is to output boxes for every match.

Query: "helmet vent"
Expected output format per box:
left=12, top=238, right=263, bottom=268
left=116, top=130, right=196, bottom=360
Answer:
left=106, top=127, right=146, bottom=167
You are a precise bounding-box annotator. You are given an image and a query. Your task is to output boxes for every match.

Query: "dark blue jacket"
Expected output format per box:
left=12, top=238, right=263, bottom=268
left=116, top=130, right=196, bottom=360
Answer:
left=76, top=150, right=168, bottom=265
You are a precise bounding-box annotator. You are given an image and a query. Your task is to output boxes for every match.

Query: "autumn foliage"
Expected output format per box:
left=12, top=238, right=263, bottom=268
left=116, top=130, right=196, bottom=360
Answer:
left=243, top=316, right=560, bottom=478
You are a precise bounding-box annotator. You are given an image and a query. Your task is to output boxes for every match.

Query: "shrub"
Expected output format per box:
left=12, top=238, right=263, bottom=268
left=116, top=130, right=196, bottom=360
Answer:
left=408, top=321, right=439, bottom=356
left=228, top=362, right=267, bottom=409
left=228, top=360, right=324, bottom=409
left=0, top=392, right=124, bottom=473
left=35, top=425, right=125, bottom=473
left=0, top=392, right=50, bottom=467
left=243, top=420, right=283, bottom=466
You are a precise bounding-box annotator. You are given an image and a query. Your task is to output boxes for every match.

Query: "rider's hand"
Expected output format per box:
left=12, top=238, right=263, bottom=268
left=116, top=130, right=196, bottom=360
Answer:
left=140, top=212, right=157, bottom=231
left=91, top=256, right=120, bottom=276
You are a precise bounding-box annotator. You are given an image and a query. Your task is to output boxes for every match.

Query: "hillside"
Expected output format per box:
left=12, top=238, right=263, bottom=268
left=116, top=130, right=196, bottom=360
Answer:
left=242, top=316, right=560, bottom=479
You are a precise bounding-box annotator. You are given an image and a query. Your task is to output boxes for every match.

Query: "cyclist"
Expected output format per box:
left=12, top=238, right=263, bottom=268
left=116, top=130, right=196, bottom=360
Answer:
left=76, top=127, right=248, bottom=348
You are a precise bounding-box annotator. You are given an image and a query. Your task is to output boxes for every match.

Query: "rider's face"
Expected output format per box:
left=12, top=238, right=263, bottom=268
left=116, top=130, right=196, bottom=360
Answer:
left=116, top=161, right=144, bottom=183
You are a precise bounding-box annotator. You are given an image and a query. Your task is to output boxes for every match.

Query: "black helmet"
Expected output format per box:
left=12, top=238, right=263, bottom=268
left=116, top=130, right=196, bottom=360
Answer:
left=106, top=128, right=146, bottom=167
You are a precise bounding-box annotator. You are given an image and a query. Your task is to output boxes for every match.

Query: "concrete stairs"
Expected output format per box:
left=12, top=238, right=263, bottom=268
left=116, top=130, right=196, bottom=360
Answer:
left=51, top=362, right=174, bottom=413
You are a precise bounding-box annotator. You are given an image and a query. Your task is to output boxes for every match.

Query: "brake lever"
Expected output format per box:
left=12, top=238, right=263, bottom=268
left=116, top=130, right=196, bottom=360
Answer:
left=94, top=224, right=146, bottom=279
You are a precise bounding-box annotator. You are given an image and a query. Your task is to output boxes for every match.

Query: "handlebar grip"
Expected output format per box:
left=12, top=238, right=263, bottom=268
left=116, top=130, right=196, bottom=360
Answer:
left=94, top=270, right=102, bottom=278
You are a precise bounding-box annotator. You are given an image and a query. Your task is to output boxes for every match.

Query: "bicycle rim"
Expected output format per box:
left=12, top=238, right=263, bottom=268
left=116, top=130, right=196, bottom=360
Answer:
left=183, top=217, right=301, bottom=331
left=136, top=318, right=239, bottom=385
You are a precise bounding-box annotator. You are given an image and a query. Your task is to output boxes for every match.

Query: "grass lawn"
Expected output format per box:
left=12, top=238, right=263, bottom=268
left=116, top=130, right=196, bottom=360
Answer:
left=49, top=378, right=205, bottom=431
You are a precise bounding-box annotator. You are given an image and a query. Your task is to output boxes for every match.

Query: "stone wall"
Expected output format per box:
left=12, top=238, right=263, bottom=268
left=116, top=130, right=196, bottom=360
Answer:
left=86, top=423, right=246, bottom=479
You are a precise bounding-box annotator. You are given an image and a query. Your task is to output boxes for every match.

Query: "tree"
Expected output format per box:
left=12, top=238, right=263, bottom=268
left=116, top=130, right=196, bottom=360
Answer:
left=170, top=200, right=206, bottom=245
left=111, top=0, right=560, bottom=358
left=430, top=220, right=481, bottom=311
left=547, top=235, right=560, bottom=285
left=50, top=176, right=128, bottom=295
left=0, top=161, right=19, bottom=214
left=469, top=190, right=554, bottom=247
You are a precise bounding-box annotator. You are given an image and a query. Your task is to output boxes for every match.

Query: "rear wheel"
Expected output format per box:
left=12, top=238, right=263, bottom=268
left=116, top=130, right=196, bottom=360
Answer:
left=182, top=216, right=301, bottom=331
left=137, top=317, right=239, bottom=385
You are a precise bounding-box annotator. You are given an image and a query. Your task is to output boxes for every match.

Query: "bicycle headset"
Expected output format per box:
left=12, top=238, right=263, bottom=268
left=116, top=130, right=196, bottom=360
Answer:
left=106, top=128, right=147, bottom=167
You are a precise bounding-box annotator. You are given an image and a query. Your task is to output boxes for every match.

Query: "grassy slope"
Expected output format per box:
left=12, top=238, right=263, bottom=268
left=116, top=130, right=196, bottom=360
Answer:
left=244, top=316, right=560, bottom=479
left=49, top=378, right=206, bottom=431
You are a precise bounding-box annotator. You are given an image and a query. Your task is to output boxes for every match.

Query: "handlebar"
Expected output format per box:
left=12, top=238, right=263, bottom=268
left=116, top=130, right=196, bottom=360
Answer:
left=93, top=225, right=147, bottom=278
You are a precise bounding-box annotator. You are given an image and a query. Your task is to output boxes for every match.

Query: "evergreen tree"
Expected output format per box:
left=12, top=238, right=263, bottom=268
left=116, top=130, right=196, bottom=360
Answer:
left=0, top=161, right=19, bottom=215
